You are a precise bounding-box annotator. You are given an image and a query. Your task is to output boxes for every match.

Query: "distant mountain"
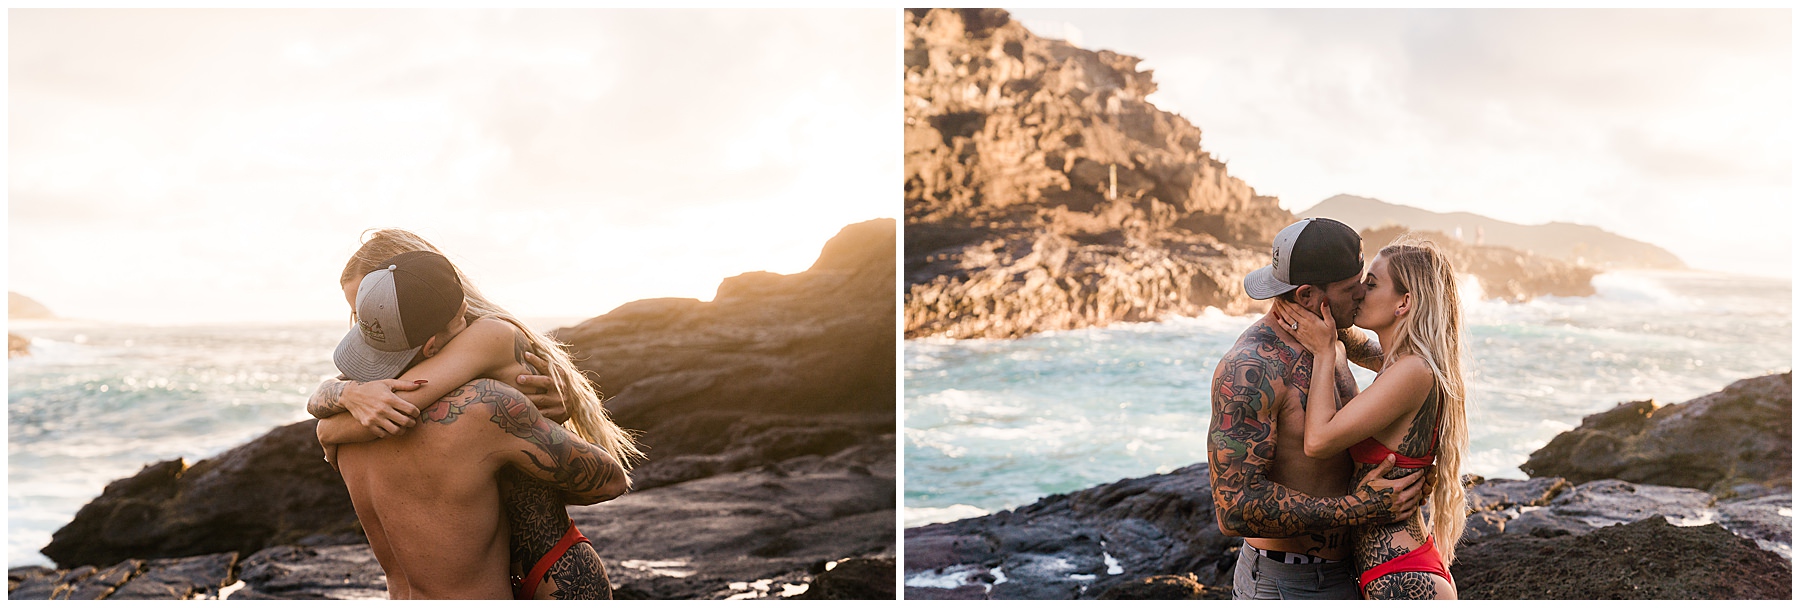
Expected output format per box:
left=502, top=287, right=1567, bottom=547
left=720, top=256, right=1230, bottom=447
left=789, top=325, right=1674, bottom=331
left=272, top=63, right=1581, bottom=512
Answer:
left=1301, top=195, right=1685, bottom=271
left=9, top=292, right=55, bottom=319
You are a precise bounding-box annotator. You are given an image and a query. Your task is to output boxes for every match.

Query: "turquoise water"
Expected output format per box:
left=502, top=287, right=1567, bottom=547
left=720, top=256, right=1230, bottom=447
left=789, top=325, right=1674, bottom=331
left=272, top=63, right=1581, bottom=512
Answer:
left=903, top=270, right=1793, bottom=527
left=6, top=317, right=581, bottom=568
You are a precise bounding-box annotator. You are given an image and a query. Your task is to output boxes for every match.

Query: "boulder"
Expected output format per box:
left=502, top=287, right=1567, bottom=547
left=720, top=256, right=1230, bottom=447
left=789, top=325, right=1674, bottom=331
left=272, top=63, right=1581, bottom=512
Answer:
left=40, top=420, right=357, bottom=569
left=229, top=543, right=387, bottom=599
left=797, top=556, right=897, bottom=600
left=1096, top=573, right=1231, bottom=600
left=1521, top=372, right=1791, bottom=495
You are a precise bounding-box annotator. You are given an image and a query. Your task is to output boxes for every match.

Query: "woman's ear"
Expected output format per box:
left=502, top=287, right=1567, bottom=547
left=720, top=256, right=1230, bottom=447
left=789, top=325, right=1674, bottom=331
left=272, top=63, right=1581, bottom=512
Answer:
left=1395, top=293, right=1412, bottom=318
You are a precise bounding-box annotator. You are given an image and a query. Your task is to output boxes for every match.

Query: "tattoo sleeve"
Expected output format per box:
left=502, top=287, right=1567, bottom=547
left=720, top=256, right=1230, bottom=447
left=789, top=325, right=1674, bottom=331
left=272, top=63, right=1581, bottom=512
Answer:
left=306, top=378, right=350, bottom=419
left=1208, top=329, right=1391, bottom=536
left=1340, top=327, right=1384, bottom=372
left=422, top=379, right=626, bottom=505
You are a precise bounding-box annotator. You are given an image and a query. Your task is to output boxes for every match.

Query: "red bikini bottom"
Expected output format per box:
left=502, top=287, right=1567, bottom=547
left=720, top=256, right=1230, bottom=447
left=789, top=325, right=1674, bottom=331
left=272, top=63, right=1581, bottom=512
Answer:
left=513, top=521, right=590, bottom=600
left=1359, top=536, right=1453, bottom=594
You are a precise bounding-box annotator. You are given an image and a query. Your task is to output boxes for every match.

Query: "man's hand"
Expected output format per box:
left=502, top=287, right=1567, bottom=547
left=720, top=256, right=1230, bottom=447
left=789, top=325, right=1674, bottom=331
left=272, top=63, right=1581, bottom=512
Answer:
left=517, top=351, right=569, bottom=424
left=1351, top=455, right=1429, bottom=524
left=343, top=379, right=428, bottom=438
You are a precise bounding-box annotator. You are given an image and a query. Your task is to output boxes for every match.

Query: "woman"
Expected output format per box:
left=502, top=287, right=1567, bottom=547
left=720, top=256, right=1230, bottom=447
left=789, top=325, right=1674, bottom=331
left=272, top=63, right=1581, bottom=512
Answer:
left=309, top=228, right=644, bottom=599
left=1272, top=239, right=1468, bottom=600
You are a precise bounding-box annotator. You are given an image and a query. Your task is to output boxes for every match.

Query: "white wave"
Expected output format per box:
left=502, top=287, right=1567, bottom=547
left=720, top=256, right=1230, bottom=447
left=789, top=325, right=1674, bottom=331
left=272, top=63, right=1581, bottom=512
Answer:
left=904, top=564, right=990, bottom=590
left=905, top=504, right=990, bottom=528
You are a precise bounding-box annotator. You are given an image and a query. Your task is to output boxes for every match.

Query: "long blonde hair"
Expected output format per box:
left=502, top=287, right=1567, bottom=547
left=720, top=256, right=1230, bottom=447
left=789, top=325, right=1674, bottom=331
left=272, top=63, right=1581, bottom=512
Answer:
left=341, top=228, right=644, bottom=473
left=1379, top=239, right=1468, bottom=565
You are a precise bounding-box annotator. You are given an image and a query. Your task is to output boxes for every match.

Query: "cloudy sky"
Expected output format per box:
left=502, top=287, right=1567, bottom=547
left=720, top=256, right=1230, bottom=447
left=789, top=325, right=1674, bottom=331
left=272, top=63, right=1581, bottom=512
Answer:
left=10, top=9, right=897, bottom=324
left=1011, top=8, right=1791, bottom=278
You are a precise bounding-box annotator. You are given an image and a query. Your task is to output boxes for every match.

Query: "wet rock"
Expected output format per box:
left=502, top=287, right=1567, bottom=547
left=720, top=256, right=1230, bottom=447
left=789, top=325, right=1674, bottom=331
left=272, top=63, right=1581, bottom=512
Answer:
left=40, top=421, right=357, bottom=570
left=903, top=463, right=1238, bottom=600
left=1504, top=479, right=1713, bottom=538
left=107, top=552, right=237, bottom=600
left=1466, top=476, right=1571, bottom=512
left=229, top=543, right=386, bottom=600
left=8, top=332, right=29, bottom=358
left=1452, top=517, right=1789, bottom=599
left=1522, top=372, right=1791, bottom=495
left=796, top=556, right=896, bottom=599
left=1716, top=494, right=1793, bottom=559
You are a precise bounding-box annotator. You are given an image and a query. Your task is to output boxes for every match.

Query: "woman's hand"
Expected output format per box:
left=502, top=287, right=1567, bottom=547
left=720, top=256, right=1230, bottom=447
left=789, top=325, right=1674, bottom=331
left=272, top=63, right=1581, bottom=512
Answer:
left=1272, top=299, right=1340, bottom=355
left=342, top=379, right=428, bottom=438
left=517, top=351, right=570, bottom=424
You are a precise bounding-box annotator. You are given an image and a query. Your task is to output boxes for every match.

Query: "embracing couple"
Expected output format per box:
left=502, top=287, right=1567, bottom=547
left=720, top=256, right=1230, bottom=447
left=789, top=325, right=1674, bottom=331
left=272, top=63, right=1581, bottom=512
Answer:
left=304, top=229, right=645, bottom=599
left=1209, top=217, right=1468, bottom=600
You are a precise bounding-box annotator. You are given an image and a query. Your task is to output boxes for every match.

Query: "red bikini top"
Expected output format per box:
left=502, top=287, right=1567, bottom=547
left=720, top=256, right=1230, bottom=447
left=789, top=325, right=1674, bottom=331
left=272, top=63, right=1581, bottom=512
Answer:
left=1348, top=386, right=1441, bottom=469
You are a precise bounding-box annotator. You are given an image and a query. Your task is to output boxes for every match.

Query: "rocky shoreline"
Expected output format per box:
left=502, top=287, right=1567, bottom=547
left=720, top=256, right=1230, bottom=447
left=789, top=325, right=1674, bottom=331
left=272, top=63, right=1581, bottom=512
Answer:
left=902, top=371, right=1791, bottom=600
left=902, top=8, right=1608, bottom=340
left=9, top=219, right=898, bottom=600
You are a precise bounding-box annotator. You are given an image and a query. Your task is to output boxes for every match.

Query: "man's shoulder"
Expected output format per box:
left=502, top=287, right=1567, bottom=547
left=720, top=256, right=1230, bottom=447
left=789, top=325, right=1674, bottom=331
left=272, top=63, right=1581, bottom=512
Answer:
left=1222, top=322, right=1293, bottom=369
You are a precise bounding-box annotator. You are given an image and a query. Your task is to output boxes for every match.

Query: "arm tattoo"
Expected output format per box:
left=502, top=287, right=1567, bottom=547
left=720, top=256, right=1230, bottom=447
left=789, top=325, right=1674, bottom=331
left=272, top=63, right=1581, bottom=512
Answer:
left=1209, top=324, right=1385, bottom=537
left=1364, top=571, right=1441, bottom=599
left=513, top=331, right=531, bottom=366
left=1340, top=327, right=1384, bottom=371
left=306, top=379, right=349, bottom=419
left=423, top=380, right=622, bottom=502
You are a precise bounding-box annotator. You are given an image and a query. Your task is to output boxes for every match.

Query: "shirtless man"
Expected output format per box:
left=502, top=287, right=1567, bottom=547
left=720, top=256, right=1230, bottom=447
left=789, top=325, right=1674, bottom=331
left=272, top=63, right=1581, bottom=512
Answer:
left=320, top=251, right=628, bottom=599
left=1208, top=218, right=1428, bottom=600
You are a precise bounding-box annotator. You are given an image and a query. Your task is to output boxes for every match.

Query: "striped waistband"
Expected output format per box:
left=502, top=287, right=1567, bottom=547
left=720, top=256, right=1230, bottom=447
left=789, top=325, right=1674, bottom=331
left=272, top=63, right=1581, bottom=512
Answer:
left=1251, top=546, right=1340, bottom=565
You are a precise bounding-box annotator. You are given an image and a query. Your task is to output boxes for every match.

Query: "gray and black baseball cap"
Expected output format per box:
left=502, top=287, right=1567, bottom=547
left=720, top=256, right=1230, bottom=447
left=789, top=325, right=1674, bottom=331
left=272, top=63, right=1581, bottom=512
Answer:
left=1243, top=218, right=1364, bottom=300
left=333, top=251, right=465, bottom=381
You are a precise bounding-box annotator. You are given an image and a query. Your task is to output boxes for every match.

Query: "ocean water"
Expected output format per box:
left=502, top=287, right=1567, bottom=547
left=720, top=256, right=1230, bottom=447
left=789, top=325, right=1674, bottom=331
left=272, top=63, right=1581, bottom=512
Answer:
left=6, top=317, right=582, bottom=568
left=904, top=270, right=1793, bottom=528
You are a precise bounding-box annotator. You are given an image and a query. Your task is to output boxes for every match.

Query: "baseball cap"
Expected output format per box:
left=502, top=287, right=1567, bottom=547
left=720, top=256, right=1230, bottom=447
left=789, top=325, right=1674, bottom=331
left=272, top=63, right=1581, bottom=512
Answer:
left=1243, top=218, right=1364, bottom=300
left=333, top=251, right=465, bottom=381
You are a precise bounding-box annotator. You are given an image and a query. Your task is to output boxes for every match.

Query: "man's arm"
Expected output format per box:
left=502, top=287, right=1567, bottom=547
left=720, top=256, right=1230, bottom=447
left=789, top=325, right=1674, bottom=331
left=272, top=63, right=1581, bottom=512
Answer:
left=1339, top=327, right=1384, bottom=372
left=423, top=379, right=628, bottom=505
left=1207, top=344, right=1421, bottom=537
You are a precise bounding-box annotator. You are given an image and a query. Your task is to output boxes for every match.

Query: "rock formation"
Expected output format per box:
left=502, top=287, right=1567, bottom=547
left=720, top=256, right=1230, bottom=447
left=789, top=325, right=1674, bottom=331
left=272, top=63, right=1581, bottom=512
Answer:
left=904, top=8, right=1289, bottom=339
left=1452, top=518, right=1789, bottom=599
left=1359, top=225, right=1598, bottom=302
left=1306, top=194, right=1687, bottom=271
left=15, top=219, right=898, bottom=600
left=1521, top=372, right=1790, bottom=496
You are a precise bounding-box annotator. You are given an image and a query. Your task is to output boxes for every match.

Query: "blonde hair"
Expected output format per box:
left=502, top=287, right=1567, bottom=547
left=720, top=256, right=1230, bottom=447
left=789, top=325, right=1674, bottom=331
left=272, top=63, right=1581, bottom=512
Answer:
left=1378, top=238, right=1468, bottom=566
left=342, top=228, right=644, bottom=473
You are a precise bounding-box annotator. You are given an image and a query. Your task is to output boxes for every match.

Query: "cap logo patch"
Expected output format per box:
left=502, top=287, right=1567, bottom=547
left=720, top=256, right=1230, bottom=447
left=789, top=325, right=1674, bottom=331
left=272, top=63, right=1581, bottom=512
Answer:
left=358, top=317, right=388, bottom=344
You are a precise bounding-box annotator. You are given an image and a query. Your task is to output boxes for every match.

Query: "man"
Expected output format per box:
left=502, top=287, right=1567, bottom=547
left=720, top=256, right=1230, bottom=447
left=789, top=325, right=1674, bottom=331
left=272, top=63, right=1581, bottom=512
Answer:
left=313, top=252, right=627, bottom=598
left=1208, top=217, right=1428, bottom=600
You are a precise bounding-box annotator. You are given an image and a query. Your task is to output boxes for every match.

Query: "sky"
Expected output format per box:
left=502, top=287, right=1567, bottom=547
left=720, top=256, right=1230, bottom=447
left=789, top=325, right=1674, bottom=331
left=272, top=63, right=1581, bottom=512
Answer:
left=9, top=9, right=898, bottom=325
left=1010, top=8, right=1792, bottom=279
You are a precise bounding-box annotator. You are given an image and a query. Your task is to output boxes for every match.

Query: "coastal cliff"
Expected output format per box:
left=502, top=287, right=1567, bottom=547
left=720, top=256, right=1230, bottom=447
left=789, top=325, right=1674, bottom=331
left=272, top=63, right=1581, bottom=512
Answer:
left=902, top=372, right=1791, bottom=599
left=1307, top=194, right=1686, bottom=271
left=9, top=220, right=898, bottom=600
left=904, top=8, right=1286, bottom=339
left=902, top=9, right=1605, bottom=340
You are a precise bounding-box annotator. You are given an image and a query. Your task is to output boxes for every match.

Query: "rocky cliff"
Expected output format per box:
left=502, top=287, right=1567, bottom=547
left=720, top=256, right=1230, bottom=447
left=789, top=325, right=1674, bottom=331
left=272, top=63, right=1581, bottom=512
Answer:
left=9, top=292, right=55, bottom=319
left=902, top=372, right=1791, bottom=599
left=904, top=8, right=1289, bottom=339
left=12, top=219, right=898, bottom=600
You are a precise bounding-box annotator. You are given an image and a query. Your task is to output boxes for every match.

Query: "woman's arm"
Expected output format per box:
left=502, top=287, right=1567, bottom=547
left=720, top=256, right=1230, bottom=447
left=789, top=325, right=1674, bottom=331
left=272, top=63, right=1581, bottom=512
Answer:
left=306, top=377, right=428, bottom=438
left=1273, top=300, right=1431, bottom=458
left=383, top=318, right=523, bottom=411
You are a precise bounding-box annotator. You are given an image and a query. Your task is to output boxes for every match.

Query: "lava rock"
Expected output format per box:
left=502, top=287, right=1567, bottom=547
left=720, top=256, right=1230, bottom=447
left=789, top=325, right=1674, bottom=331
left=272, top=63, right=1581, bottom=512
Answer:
left=41, top=421, right=357, bottom=569
left=1452, top=517, right=1789, bottom=599
left=797, top=556, right=897, bottom=599
left=229, top=543, right=387, bottom=600
left=1522, top=372, right=1791, bottom=495
left=903, top=463, right=1238, bottom=600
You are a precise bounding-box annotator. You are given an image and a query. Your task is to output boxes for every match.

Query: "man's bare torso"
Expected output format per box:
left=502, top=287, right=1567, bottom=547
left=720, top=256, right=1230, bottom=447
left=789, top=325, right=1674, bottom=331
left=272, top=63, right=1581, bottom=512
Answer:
left=1233, top=321, right=1360, bottom=559
left=337, top=333, right=540, bottom=599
